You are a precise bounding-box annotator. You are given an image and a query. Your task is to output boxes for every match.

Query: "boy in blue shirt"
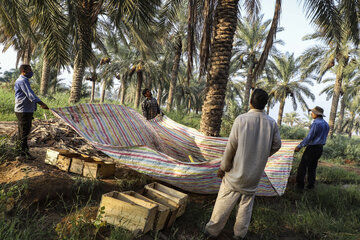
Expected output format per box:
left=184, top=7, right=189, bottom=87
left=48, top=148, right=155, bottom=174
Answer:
left=14, top=64, right=49, bottom=160
left=295, top=106, right=329, bottom=190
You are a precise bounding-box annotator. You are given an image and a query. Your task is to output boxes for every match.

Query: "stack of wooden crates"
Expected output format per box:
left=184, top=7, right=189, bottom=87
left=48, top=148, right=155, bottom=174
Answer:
left=44, top=148, right=115, bottom=178
left=98, top=182, right=188, bottom=234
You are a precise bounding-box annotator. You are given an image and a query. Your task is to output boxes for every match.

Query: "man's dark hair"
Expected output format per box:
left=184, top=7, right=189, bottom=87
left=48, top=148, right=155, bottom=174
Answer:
left=19, top=64, right=31, bottom=73
left=250, top=88, right=269, bottom=110
left=142, top=88, right=150, bottom=97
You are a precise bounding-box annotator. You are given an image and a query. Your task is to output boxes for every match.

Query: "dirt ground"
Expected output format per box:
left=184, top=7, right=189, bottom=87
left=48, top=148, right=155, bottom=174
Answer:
left=1, top=121, right=218, bottom=239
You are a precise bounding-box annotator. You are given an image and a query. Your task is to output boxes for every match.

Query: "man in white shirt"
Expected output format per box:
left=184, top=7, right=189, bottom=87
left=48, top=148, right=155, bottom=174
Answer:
left=204, top=89, right=282, bottom=240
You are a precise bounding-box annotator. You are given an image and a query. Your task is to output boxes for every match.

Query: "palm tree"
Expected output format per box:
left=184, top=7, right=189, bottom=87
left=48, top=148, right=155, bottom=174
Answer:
left=166, top=34, right=183, bottom=111
left=301, top=0, right=359, bottom=45
left=199, top=0, right=240, bottom=136
left=199, top=0, right=284, bottom=135
left=0, top=1, right=35, bottom=66
left=0, top=1, right=71, bottom=96
left=232, top=15, right=283, bottom=112
left=301, top=30, right=355, bottom=137
left=283, top=112, right=300, bottom=127
left=68, top=0, right=162, bottom=103
left=267, top=52, right=315, bottom=126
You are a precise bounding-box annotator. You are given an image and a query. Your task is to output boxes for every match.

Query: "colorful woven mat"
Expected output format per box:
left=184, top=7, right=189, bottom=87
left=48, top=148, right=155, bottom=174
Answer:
left=52, top=104, right=299, bottom=195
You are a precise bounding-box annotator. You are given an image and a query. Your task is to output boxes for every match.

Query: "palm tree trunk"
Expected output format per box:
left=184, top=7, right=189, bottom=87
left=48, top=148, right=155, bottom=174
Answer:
left=166, top=35, right=182, bottom=112
left=134, top=70, right=144, bottom=108
left=100, top=79, right=106, bottom=103
left=69, top=1, right=96, bottom=103
left=119, top=74, right=127, bottom=105
left=145, top=74, right=152, bottom=90
left=266, top=98, right=271, bottom=115
left=200, top=0, right=239, bottom=136
left=336, top=95, right=346, bottom=134
left=157, top=80, right=163, bottom=106
left=40, top=56, right=50, bottom=96
left=243, top=54, right=255, bottom=112
left=328, top=65, right=344, bottom=137
left=187, top=98, right=192, bottom=114
left=199, top=0, right=214, bottom=80
left=252, top=0, right=282, bottom=81
left=90, top=80, right=96, bottom=103
left=22, top=39, right=32, bottom=64
left=348, top=112, right=355, bottom=138
left=277, top=98, right=285, bottom=126
left=69, top=55, right=86, bottom=103
left=186, top=0, right=196, bottom=86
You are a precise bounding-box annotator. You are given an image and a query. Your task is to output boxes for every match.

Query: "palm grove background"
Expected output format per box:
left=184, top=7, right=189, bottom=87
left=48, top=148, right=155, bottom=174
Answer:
left=1, top=1, right=360, bottom=240
left=0, top=0, right=359, bottom=138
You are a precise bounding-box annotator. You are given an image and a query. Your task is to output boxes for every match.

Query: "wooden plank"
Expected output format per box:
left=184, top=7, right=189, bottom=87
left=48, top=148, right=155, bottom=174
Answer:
left=122, top=191, right=170, bottom=231
left=98, top=191, right=157, bottom=234
left=44, top=148, right=72, bottom=166
left=69, top=157, right=84, bottom=175
left=56, top=155, right=72, bottom=172
left=143, top=188, right=178, bottom=228
left=145, top=182, right=188, bottom=217
left=83, top=161, right=115, bottom=179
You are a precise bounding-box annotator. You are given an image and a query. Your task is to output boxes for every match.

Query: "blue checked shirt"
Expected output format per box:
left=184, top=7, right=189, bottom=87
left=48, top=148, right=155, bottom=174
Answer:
left=14, top=75, right=41, bottom=113
left=297, top=118, right=329, bottom=149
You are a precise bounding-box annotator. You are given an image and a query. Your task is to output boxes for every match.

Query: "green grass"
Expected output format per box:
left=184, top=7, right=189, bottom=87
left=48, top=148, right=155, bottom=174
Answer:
left=0, top=141, right=359, bottom=239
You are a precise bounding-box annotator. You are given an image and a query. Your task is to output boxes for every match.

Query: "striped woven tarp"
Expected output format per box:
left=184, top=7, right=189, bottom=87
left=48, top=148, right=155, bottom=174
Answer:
left=52, top=104, right=299, bottom=196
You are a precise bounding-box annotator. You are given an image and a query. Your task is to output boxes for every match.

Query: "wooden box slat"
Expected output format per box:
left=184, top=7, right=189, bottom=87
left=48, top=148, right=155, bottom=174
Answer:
left=98, top=191, right=158, bottom=234
left=122, top=191, right=170, bottom=231
left=83, top=160, right=115, bottom=179
left=143, top=187, right=178, bottom=228
left=45, top=148, right=73, bottom=166
left=145, top=182, right=188, bottom=217
left=56, top=155, right=72, bottom=172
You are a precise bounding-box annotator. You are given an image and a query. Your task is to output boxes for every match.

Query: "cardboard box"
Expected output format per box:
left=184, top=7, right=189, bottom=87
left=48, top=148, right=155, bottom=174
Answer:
left=98, top=191, right=158, bottom=234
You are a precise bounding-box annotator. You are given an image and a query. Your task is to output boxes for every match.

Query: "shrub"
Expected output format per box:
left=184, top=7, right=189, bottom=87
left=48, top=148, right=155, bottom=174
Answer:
left=322, top=136, right=360, bottom=163
left=279, top=125, right=307, bottom=139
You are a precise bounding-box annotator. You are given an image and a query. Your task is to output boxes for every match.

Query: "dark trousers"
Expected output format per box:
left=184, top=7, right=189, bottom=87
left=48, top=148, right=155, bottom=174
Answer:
left=296, top=145, right=323, bottom=187
left=15, top=112, right=34, bottom=154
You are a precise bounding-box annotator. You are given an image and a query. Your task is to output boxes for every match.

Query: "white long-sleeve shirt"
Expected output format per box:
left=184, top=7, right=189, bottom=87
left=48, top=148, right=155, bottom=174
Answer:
left=221, top=109, right=282, bottom=194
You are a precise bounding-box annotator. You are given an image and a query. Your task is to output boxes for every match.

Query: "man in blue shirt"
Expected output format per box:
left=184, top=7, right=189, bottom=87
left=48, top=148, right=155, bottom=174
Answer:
left=15, top=64, right=49, bottom=160
left=295, top=106, right=329, bottom=190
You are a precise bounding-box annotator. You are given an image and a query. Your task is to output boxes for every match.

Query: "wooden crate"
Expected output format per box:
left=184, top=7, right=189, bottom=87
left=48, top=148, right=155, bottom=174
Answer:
left=57, top=155, right=71, bottom=171
left=122, top=191, right=170, bottom=231
left=98, top=191, right=158, bottom=234
left=44, top=148, right=73, bottom=166
left=83, top=160, right=115, bottom=179
left=142, top=187, right=178, bottom=228
left=69, top=156, right=92, bottom=175
left=144, top=182, right=188, bottom=217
